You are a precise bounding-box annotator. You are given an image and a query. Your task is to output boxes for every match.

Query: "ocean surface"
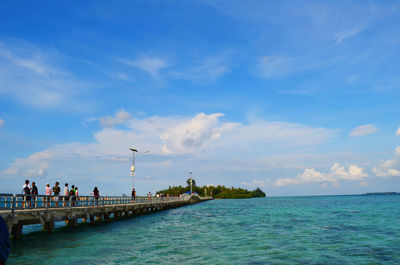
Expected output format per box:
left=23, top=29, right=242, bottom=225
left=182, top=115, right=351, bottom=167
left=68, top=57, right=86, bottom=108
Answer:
left=7, top=195, right=400, bottom=264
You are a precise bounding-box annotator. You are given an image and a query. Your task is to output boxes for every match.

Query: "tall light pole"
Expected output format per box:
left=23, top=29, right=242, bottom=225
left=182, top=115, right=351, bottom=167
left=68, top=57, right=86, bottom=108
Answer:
left=129, top=148, right=149, bottom=191
left=130, top=148, right=138, bottom=190
left=189, top=172, right=193, bottom=194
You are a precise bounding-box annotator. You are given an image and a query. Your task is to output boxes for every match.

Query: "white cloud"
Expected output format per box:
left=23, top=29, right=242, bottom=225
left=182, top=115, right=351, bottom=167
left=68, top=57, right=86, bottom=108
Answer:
left=2, top=111, right=338, bottom=186
left=160, top=113, right=235, bottom=154
left=396, top=126, right=400, bottom=136
left=274, top=163, right=368, bottom=186
left=330, top=163, right=368, bottom=180
left=274, top=168, right=334, bottom=186
left=99, top=109, right=132, bottom=127
left=4, top=150, right=52, bottom=178
left=0, top=118, right=4, bottom=128
left=123, top=56, right=168, bottom=77
left=334, top=27, right=364, bottom=44
left=0, top=40, right=88, bottom=110
left=372, top=145, right=400, bottom=178
left=395, top=146, right=400, bottom=156
left=373, top=159, right=400, bottom=178
left=349, top=124, right=378, bottom=137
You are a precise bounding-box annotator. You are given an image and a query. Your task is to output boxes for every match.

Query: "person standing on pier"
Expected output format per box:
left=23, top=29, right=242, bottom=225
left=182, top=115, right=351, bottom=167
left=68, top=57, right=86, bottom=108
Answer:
left=31, top=182, right=38, bottom=207
left=75, top=187, right=79, bottom=205
left=64, top=183, right=69, bottom=206
left=133, top=188, right=136, bottom=200
left=31, top=182, right=38, bottom=195
left=22, top=180, right=31, bottom=208
left=70, top=185, right=76, bottom=206
left=93, top=187, right=99, bottom=205
left=53, top=182, right=60, bottom=207
left=45, top=183, right=52, bottom=207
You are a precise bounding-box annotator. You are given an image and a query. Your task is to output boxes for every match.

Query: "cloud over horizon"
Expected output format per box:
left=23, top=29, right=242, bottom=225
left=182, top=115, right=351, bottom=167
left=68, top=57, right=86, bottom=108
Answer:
left=1, top=111, right=338, bottom=191
left=274, top=163, right=368, bottom=187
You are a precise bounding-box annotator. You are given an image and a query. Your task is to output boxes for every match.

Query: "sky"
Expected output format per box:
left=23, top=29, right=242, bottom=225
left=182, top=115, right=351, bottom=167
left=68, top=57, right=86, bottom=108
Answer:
left=0, top=0, right=400, bottom=196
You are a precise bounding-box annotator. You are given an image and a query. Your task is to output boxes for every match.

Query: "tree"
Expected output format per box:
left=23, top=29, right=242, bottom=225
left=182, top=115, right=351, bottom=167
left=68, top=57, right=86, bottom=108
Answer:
left=186, top=178, right=196, bottom=187
left=156, top=184, right=266, bottom=199
left=252, top=187, right=266, bottom=197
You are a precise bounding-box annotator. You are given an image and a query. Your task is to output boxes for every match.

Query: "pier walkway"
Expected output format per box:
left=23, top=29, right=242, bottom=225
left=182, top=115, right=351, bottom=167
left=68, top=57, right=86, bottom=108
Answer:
left=0, top=194, right=212, bottom=239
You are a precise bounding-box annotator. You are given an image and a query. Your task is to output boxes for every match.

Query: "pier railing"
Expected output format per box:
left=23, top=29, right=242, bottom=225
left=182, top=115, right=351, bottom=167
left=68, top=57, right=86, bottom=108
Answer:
left=0, top=193, right=187, bottom=212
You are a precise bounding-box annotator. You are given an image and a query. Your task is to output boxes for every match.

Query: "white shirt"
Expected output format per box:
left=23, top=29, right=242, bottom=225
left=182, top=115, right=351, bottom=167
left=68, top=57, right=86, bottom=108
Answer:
left=64, top=187, right=69, bottom=196
left=22, top=184, right=31, bottom=194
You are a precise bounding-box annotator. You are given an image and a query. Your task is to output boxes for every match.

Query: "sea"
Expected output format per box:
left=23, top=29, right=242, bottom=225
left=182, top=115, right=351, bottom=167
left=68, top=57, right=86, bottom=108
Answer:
left=7, top=195, right=400, bottom=264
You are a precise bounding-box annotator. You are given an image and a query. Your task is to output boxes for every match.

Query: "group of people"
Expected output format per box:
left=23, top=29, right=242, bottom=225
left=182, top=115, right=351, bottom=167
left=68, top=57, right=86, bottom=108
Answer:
left=156, top=193, right=182, bottom=200
left=22, top=179, right=100, bottom=207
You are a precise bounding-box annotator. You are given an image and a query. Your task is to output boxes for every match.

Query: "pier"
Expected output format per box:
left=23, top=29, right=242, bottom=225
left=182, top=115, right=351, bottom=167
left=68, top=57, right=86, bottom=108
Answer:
left=0, top=194, right=212, bottom=239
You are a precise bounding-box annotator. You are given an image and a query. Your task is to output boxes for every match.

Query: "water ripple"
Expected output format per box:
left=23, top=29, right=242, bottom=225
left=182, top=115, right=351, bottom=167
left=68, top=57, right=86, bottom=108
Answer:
left=7, top=195, right=400, bottom=264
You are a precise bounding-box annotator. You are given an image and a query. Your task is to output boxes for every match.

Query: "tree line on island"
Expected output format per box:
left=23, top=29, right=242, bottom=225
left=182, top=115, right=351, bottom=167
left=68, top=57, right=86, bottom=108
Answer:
left=156, top=178, right=266, bottom=199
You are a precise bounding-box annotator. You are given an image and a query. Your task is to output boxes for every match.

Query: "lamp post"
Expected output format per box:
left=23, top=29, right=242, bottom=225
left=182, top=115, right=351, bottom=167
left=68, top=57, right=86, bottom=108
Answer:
left=189, top=172, right=193, bottom=194
left=130, top=148, right=138, bottom=190
left=129, top=148, right=149, bottom=191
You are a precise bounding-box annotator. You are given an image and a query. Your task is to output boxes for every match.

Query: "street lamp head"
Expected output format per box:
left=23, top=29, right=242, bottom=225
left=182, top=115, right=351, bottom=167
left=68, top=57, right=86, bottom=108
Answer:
left=130, top=148, right=138, bottom=152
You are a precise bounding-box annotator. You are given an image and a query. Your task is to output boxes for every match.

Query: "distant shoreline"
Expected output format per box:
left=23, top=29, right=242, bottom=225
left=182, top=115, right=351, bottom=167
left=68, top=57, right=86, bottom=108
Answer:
left=361, top=192, right=400, bottom=196
left=265, top=192, right=400, bottom=198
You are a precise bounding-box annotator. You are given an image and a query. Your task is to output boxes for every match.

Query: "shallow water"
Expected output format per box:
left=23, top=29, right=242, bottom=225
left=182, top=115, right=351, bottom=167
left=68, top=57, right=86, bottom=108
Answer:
left=7, top=195, right=400, bottom=264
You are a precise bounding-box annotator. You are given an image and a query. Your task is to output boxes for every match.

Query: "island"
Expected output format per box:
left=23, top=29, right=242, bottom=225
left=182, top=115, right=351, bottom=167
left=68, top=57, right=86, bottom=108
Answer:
left=361, top=192, right=400, bottom=196
left=156, top=178, right=266, bottom=199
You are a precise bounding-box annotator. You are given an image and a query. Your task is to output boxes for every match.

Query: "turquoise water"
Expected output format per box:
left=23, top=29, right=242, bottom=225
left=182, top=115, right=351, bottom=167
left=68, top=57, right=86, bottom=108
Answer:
left=7, top=195, right=400, bottom=264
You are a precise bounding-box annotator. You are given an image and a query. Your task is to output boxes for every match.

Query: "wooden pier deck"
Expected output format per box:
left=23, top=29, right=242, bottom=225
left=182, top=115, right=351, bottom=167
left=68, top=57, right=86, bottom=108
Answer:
left=0, top=194, right=212, bottom=239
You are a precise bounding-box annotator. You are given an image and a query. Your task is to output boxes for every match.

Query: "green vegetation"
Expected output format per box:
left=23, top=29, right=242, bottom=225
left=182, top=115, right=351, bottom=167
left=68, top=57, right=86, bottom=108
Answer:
left=363, top=192, right=400, bottom=196
left=156, top=179, right=266, bottom=199
left=186, top=178, right=196, bottom=187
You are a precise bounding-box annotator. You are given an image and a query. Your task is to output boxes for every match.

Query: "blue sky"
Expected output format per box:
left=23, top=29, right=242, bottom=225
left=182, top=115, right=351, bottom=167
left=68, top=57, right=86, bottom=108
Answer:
left=1, top=0, right=400, bottom=196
